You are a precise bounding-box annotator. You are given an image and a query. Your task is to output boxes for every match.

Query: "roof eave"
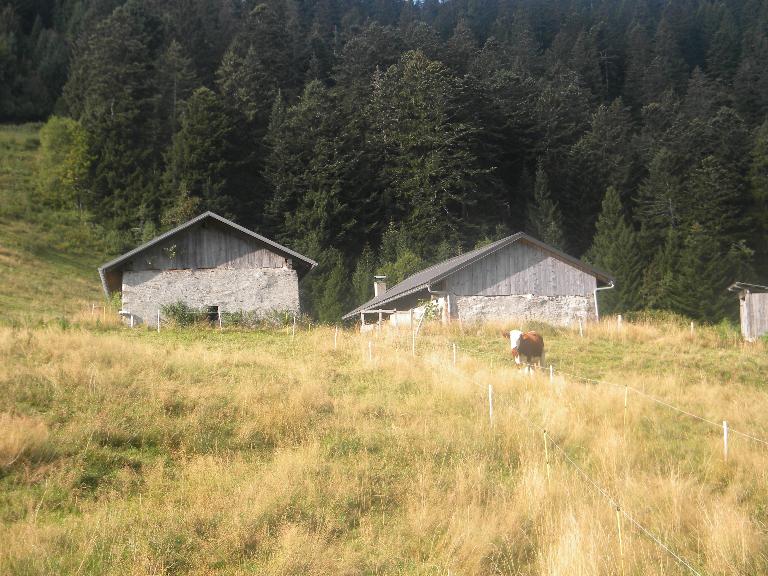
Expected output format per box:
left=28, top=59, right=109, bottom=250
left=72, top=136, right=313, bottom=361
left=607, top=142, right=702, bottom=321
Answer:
left=342, top=283, right=430, bottom=320
left=98, top=211, right=318, bottom=278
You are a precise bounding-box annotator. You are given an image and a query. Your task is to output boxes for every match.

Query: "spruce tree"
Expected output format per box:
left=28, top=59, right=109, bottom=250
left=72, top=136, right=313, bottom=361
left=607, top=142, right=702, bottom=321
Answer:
left=316, top=250, right=351, bottom=322
left=667, top=224, right=742, bottom=321
left=749, top=120, right=768, bottom=276
left=351, top=244, right=376, bottom=305
left=162, top=87, right=237, bottom=220
left=526, top=160, right=565, bottom=251
left=63, top=1, right=165, bottom=228
left=584, top=187, right=643, bottom=313
left=158, top=40, right=198, bottom=139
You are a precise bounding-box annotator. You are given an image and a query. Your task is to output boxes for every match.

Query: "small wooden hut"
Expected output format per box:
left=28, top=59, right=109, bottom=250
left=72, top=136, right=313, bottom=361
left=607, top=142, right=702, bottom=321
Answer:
left=729, top=282, right=768, bottom=342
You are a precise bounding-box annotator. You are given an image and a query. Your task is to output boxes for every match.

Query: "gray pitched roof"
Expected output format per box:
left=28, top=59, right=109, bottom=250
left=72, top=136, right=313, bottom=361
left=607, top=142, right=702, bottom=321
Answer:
left=342, top=232, right=612, bottom=320
left=98, top=212, right=317, bottom=296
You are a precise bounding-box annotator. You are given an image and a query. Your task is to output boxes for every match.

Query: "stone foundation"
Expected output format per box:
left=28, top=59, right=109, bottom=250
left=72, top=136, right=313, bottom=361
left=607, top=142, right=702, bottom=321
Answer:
left=121, top=268, right=300, bottom=326
left=454, top=294, right=595, bottom=326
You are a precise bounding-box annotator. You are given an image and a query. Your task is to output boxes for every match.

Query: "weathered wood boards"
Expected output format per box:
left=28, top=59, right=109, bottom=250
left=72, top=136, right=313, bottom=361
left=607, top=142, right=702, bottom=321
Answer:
left=124, top=221, right=289, bottom=271
left=444, top=240, right=596, bottom=297
left=740, top=291, right=768, bottom=342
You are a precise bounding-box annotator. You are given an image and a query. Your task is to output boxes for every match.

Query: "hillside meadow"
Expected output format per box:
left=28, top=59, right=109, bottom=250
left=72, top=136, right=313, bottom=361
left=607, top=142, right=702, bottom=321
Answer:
left=1, top=317, right=767, bottom=575
left=0, top=124, right=108, bottom=324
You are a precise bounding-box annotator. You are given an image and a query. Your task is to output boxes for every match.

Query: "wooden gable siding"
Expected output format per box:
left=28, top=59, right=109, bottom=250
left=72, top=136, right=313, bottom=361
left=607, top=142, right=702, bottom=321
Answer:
left=443, top=240, right=596, bottom=296
left=125, top=222, right=288, bottom=271
left=740, top=292, right=768, bottom=341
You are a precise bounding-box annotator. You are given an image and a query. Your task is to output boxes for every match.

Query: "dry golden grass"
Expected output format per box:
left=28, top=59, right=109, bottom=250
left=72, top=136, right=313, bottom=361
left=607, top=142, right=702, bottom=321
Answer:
left=1, top=318, right=767, bottom=575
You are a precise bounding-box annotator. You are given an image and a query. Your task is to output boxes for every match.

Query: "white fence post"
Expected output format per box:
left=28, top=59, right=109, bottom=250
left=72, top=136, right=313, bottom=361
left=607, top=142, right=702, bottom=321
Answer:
left=690, top=321, right=695, bottom=336
left=218, top=309, right=222, bottom=331
left=623, top=385, right=629, bottom=438
left=617, top=314, right=623, bottom=330
left=549, top=364, right=554, bottom=384
left=488, top=384, right=494, bottom=425
left=292, top=314, right=296, bottom=339
left=578, top=318, right=584, bottom=337
left=723, top=420, right=729, bottom=461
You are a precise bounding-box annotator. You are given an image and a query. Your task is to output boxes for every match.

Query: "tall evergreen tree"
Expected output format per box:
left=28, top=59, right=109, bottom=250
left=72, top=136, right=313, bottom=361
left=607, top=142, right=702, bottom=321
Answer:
left=63, top=1, right=165, bottom=229
left=366, top=50, right=491, bottom=257
left=749, top=120, right=768, bottom=275
left=526, top=160, right=565, bottom=250
left=162, top=87, right=238, bottom=221
left=158, top=39, right=198, bottom=140
left=666, top=223, right=742, bottom=321
left=584, top=186, right=643, bottom=313
left=351, top=244, right=376, bottom=305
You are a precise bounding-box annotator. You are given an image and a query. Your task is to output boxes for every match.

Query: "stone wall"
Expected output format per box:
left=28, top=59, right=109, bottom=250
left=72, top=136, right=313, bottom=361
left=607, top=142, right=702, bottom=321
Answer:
left=121, top=268, right=299, bottom=326
left=454, top=294, right=595, bottom=326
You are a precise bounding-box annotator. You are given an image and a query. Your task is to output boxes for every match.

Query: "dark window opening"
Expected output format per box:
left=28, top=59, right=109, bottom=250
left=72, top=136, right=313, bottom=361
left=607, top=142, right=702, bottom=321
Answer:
left=207, top=306, right=219, bottom=325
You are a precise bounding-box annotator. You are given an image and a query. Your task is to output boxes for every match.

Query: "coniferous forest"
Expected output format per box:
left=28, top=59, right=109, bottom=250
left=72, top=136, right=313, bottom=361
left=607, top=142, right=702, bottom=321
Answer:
left=2, top=0, right=768, bottom=322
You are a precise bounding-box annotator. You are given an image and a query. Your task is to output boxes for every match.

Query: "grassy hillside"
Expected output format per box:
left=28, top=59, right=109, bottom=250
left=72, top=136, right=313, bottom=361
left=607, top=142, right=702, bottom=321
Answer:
left=0, top=124, right=108, bottom=323
left=1, top=122, right=766, bottom=574
left=1, top=320, right=766, bottom=575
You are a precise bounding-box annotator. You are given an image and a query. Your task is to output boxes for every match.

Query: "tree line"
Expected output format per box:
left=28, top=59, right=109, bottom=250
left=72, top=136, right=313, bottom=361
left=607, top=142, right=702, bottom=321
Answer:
left=4, top=0, right=768, bottom=321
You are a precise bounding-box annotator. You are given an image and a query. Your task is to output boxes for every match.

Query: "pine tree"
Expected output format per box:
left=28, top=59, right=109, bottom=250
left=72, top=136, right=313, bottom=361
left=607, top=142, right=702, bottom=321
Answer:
left=584, top=187, right=643, bottom=313
left=63, top=1, right=165, bottom=228
left=351, top=244, right=376, bottom=305
left=366, top=50, right=489, bottom=257
left=640, top=227, right=681, bottom=312
left=316, top=249, right=351, bottom=322
left=635, top=147, right=685, bottom=247
left=667, top=224, right=741, bottom=321
left=567, top=98, right=637, bottom=252
left=158, top=39, right=198, bottom=139
left=706, top=5, right=740, bottom=83
left=163, top=87, right=237, bottom=219
left=526, top=160, right=565, bottom=250
left=749, top=120, right=768, bottom=276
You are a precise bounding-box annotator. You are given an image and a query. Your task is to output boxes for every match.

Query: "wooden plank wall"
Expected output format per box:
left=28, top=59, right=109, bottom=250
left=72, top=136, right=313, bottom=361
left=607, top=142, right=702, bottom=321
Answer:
left=741, top=292, right=768, bottom=341
left=125, top=222, right=288, bottom=271
left=444, top=240, right=596, bottom=296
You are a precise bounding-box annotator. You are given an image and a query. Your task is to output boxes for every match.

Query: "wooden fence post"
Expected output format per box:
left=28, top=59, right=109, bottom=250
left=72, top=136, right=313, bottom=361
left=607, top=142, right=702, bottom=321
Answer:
left=334, top=325, right=338, bottom=350
left=623, top=385, right=629, bottom=439
left=616, top=507, right=625, bottom=576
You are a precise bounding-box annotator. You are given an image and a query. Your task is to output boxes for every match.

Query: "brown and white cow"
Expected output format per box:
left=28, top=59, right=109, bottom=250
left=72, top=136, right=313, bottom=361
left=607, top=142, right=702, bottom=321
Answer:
left=508, top=330, right=545, bottom=368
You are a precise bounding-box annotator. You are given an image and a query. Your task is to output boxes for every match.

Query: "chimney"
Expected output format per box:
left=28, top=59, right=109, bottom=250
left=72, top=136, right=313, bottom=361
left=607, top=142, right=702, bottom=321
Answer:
left=373, top=275, right=387, bottom=298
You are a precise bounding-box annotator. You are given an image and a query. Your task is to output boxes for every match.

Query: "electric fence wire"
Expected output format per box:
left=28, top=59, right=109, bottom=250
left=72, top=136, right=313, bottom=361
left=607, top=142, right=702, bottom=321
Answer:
left=423, top=353, right=708, bottom=576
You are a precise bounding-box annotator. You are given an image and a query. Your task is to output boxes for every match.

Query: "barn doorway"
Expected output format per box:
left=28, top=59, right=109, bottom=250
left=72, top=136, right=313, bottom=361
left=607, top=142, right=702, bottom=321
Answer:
left=207, top=305, right=219, bottom=326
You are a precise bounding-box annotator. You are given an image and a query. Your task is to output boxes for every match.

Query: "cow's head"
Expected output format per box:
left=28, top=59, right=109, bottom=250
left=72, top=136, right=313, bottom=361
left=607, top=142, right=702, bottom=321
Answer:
left=509, top=329, right=523, bottom=365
